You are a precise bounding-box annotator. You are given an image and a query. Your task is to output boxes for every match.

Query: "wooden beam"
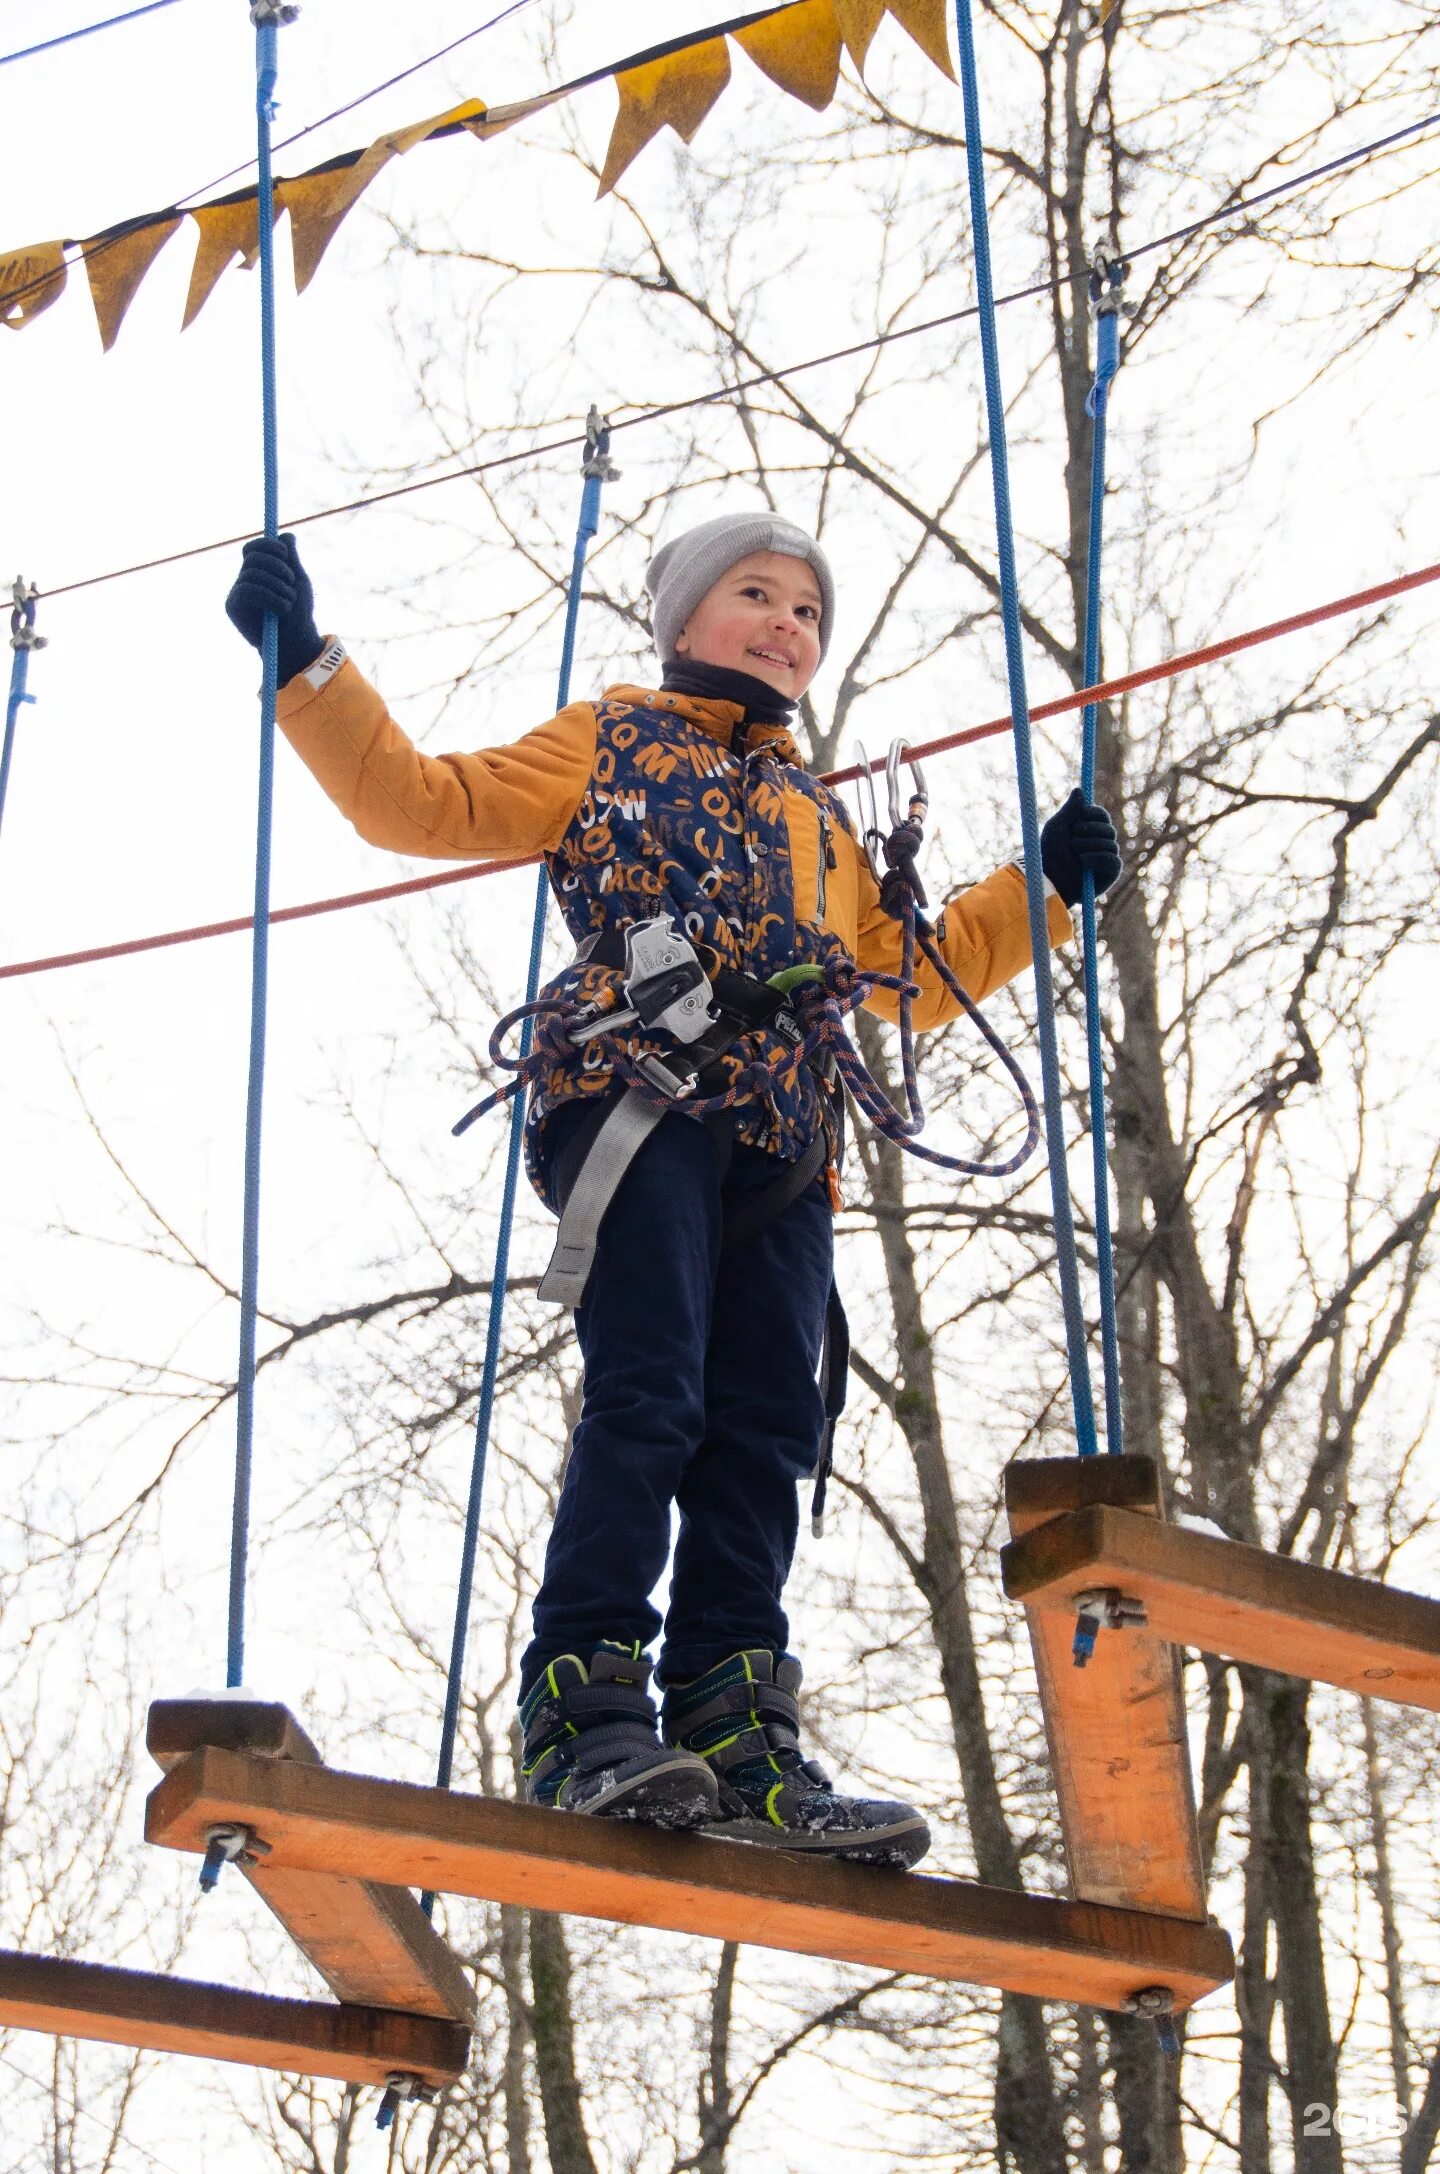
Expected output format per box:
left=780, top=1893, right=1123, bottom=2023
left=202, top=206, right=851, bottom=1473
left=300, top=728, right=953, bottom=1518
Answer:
left=1002, top=1506, right=1440, bottom=1711
left=1004, top=1458, right=1208, bottom=1922
left=147, top=1701, right=476, bottom=2026
left=146, top=1746, right=1234, bottom=2014
left=0, top=1950, right=469, bottom=2090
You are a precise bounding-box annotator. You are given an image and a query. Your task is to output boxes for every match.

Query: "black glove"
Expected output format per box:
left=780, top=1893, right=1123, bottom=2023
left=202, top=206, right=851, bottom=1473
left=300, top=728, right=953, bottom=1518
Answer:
left=1039, top=787, right=1123, bottom=908
left=225, top=533, right=324, bottom=686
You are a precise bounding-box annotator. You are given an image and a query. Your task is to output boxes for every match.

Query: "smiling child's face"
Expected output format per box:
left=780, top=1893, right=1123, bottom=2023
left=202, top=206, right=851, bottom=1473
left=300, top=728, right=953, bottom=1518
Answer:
left=673, top=551, right=823, bottom=700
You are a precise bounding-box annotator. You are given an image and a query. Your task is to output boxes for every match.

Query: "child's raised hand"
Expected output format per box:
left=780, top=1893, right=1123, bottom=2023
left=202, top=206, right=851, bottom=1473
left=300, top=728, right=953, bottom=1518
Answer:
left=1039, top=787, right=1123, bottom=906
left=225, top=533, right=324, bottom=685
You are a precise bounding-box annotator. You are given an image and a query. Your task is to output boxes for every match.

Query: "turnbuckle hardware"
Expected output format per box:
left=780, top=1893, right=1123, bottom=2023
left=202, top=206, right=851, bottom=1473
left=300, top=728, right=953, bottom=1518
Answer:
left=1123, top=1984, right=1181, bottom=2057
left=10, top=578, right=45, bottom=653
left=198, top=1820, right=269, bottom=1892
left=582, top=404, right=621, bottom=484
left=1071, top=1585, right=1147, bottom=1667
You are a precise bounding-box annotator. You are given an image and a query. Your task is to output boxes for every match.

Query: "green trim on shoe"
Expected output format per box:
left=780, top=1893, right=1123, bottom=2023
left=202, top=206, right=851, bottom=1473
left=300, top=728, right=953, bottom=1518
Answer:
left=663, top=1648, right=931, bottom=1870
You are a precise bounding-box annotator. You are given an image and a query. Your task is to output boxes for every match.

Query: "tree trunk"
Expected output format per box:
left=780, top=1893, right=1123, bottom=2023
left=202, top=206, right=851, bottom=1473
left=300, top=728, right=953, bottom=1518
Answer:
left=500, top=1902, right=534, bottom=2174
left=528, top=1910, right=600, bottom=2174
left=488, top=1720, right=534, bottom=2174
left=1237, top=1701, right=1276, bottom=2174
left=1107, top=2011, right=1181, bottom=2174
left=695, top=1941, right=738, bottom=2173
left=856, top=1027, right=1068, bottom=2174
left=1401, top=2050, right=1440, bottom=2174
left=1362, top=1699, right=1413, bottom=2120
left=1260, top=1674, right=1342, bottom=2174
left=1072, top=2006, right=1107, bottom=2174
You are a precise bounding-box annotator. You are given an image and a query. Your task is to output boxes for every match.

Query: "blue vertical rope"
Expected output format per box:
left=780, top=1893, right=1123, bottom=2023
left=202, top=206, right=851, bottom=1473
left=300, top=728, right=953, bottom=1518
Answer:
left=227, top=1, right=293, bottom=1691
left=950, top=0, right=1098, bottom=1456
left=1081, top=266, right=1125, bottom=1455
left=2, top=585, right=43, bottom=847
left=424, top=413, right=615, bottom=1836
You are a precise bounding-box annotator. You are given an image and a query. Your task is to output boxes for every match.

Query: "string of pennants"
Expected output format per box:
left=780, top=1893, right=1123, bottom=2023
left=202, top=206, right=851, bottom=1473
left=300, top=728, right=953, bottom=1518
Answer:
left=1, top=0, right=953, bottom=351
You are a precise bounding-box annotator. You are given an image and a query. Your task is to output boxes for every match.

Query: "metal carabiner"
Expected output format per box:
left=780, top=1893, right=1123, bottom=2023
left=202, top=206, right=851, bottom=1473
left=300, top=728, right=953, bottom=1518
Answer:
left=885, top=737, right=928, bottom=834
left=850, top=740, right=887, bottom=883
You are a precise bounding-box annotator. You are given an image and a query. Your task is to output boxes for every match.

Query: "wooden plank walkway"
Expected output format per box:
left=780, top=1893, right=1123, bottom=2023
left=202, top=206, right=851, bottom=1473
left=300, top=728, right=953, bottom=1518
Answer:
left=145, top=1746, right=1234, bottom=2014
left=1004, top=1458, right=1208, bottom=1922
left=0, top=1950, right=469, bottom=2089
left=148, top=1700, right=476, bottom=2026
left=1001, top=1506, right=1440, bottom=1711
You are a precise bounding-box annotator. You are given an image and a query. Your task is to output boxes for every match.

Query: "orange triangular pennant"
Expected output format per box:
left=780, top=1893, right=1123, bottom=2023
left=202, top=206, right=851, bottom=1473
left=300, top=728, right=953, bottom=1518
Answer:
left=832, top=0, right=887, bottom=70
left=461, top=89, right=563, bottom=141
left=278, top=99, right=491, bottom=292
left=884, top=0, right=954, bottom=78
left=598, top=38, right=732, bottom=195
left=183, top=193, right=276, bottom=329
left=83, top=216, right=182, bottom=350
left=734, top=0, right=842, bottom=109
left=0, top=240, right=67, bottom=331
left=277, top=154, right=392, bottom=294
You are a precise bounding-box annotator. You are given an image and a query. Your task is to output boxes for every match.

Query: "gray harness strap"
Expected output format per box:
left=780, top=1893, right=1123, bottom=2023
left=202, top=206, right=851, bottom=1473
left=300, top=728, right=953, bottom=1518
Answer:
left=536, top=1090, right=670, bottom=1306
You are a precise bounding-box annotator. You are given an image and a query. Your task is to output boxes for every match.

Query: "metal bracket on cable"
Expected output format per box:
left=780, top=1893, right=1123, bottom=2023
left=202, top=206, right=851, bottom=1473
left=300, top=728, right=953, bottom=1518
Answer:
left=376, top=2071, right=437, bottom=2132
left=10, top=579, right=45, bottom=654
left=1123, top=1984, right=1181, bottom=2058
left=198, top=1820, right=269, bottom=1892
left=248, top=1, right=300, bottom=23
left=582, top=404, right=621, bottom=483
left=1088, top=239, right=1133, bottom=316
left=1071, top=1584, right=1147, bottom=1666
left=1086, top=244, right=1133, bottom=420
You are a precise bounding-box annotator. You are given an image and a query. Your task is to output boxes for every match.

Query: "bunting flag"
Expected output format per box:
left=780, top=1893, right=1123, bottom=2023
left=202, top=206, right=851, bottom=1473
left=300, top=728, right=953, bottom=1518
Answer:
left=0, top=0, right=953, bottom=351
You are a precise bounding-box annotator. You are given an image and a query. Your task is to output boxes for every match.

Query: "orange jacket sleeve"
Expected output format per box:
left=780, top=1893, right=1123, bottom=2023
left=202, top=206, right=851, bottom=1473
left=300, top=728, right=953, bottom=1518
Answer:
left=275, top=654, right=597, bottom=861
left=853, top=849, right=1073, bottom=1029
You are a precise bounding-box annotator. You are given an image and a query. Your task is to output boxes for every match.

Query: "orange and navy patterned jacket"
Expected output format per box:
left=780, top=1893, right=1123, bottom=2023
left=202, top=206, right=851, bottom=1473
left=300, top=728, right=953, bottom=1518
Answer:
left=276, top=661, right=1072, bottom=1195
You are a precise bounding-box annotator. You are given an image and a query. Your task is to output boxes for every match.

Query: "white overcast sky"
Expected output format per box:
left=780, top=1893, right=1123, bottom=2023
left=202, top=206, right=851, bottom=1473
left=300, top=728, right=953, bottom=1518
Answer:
left=3, top=1, right=1439, bottom=2162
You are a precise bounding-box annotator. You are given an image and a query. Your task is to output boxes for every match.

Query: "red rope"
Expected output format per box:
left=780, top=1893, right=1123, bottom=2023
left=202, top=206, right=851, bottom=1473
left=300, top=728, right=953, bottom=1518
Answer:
left=4, top=557, right=1435, bottom=984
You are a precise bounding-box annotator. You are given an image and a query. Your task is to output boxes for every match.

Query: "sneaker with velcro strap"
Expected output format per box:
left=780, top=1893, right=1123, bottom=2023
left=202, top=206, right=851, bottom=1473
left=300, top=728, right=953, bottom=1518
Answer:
left=661, top=1649, right=931, bottom=1869
left=520, top=1642, right=719, bottom=1828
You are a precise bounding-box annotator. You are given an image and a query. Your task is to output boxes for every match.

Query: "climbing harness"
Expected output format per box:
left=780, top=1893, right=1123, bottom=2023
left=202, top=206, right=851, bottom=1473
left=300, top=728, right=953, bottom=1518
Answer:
left=1080, top=249, right=1133, bottom=1459
left=461, top=735, right=1041, bottom=1230
left=455, top=725, right=1043, bottom=1537
left=1, top=580, right=44, bottom=846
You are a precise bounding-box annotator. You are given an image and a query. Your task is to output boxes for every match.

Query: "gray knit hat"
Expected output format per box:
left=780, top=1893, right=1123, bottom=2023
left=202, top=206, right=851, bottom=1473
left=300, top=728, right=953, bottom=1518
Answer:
left=645, top=512, right=835, bottom=665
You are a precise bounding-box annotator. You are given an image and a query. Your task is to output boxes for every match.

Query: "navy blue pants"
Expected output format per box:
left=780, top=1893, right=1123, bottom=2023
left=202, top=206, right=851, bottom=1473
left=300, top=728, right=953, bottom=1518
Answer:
left=518, top=1105, right=833, bottom=1695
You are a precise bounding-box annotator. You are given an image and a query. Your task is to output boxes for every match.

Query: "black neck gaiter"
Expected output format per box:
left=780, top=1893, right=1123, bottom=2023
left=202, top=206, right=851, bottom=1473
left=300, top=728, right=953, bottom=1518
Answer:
left=660, top=655, right=797, bottom=735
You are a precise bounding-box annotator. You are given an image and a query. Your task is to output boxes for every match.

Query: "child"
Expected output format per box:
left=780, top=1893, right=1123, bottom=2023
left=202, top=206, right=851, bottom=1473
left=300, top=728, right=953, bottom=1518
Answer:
left=225, top=513, right=1121, bottom=1868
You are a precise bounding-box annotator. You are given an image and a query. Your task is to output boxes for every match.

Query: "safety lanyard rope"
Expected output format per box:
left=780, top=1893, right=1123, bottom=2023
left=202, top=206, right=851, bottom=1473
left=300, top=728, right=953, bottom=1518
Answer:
left=1, top=583, right=44, bottom=846
left=427, top=415, right=617, bottom=1813
left=1080, top=258, right=1127, bottom=1455
left=462, top=915, right=1041, bottom=1180
left=950, top=0, right=1099, bottom=1456
left=227, top=0, right=296, bottom=1692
